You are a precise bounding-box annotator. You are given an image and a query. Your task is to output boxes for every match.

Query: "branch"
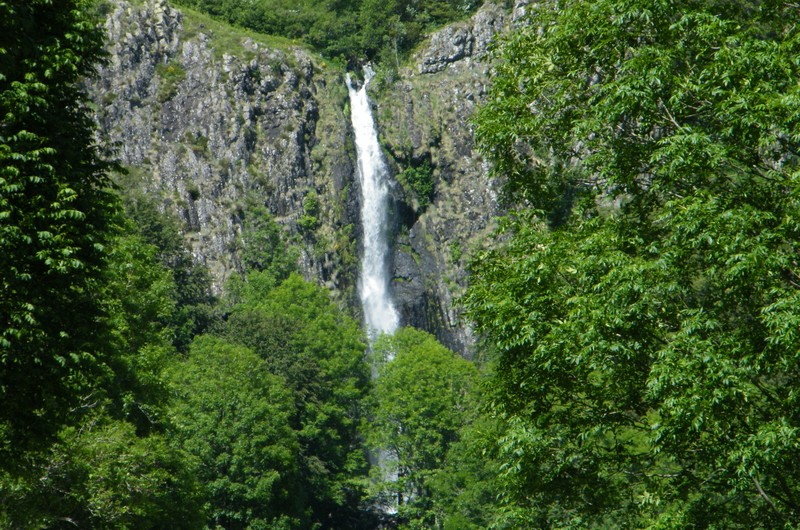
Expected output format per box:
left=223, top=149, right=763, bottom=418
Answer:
left=774, top=472, right=800, bottom=512
left=750, top=378, right=787, bottom=413
left=753, top=477, right=781, bottom=516
left=70, top=392, right=99, bottom=414
left=658, top=99, right=684, bottom=131
left=701, top=467, right=725, bottom=486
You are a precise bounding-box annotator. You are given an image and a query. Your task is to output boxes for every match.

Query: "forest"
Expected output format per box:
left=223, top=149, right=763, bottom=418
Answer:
left=2, top=0, right=800, bottom=528
left=169, top=0, right=486, bottom=65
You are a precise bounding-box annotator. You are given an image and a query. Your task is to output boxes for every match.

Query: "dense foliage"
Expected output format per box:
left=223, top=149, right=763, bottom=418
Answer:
left=119, top=187, right=216, bottom=353
left=0, top=2, right=377, bottom=526
left=368, top=328, right=481, bottom=527
left=0, top=0, right=118, bottom=455
left=216, top=272, right=372, bottom=528
left=167, top=336, right=303, bottom=529
left=172, top=0, right=483, bottom=65
left=468, top=0, right=800, bottom=526
left=0, top=5, right=207, bottom=523
left=2, top=213, right=206, bottom=527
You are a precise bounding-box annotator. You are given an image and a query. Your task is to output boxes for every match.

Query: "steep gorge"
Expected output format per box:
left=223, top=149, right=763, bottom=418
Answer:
left=91, top=0, right=513, bottom=353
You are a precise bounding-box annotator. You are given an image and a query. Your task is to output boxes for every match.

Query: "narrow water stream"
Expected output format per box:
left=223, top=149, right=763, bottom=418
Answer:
left=347, top=69, right=399, bottom=342
left=347, top=68, right=401, bottom=516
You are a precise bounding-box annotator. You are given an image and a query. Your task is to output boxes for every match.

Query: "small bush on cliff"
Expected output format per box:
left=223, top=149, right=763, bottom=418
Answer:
left=397, top=161, right=435, bottom=211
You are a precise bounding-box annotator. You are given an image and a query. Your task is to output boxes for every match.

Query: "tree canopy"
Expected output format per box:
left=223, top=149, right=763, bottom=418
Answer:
left=167, top=336, right=303, bottom=529
left=219, top=272, right=372, bottom=528
left=368, top=328, right=479, bottom=527
left=12, top=0, right=800, bottom=527
left=468, top=0, right=800, bottom=526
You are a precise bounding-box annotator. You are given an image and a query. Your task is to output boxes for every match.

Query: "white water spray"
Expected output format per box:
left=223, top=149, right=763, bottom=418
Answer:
left=347, top=68, right=399, bottom=341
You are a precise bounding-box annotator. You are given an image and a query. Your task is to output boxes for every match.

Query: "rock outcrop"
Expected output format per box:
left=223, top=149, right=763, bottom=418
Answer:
left=92, top=0, right=357, bottom=298
left=417, top=2, right=506, bottom=73
left=92, top=0, right=509, bottom=354
left=375, top=2, right=506, bottom=353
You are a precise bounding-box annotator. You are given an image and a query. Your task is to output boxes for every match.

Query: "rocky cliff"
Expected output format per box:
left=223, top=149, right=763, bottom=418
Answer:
left=91, top=0, right=509, bottom=354
left=374, top=2, right=507, bottom=352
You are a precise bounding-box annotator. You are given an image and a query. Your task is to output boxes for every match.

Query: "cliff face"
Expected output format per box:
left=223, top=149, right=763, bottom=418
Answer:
left=375, top=2, right=507, bottom=352
left=92, top=0, right=508, bottom=354
left=92, top=0, right=358, bottom=295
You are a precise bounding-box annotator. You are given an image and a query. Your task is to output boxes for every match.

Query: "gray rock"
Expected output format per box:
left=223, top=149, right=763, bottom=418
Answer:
left=91, top=0, right=511, bottom=355
left=91, top=0, right=356, bottom=299
left=417, top=2, right=505, bottom=74
left=419, top=26, right=473, bottom=74
left=472, top=3, right=506, bottom=54
left=377, top=5, right=509, bottom=354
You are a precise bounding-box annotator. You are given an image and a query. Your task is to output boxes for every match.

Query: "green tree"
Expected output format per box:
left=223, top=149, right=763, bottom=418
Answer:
left=222, top=273, right=372, bottom=528
left=167, top=336, right=303, bottom=529
left=1, top=227, right=207, bottom=526
left=173, top=0, right=481, bottom=64
left=0, top=0, right=118, bottom=454
left=368, top=328, right=478, bottom=527
left=397, top=160, right=434, bottom=211
left=1, top=3, right=218, bottom=525
left=468, top=0, right=800, bottom=527
left=0, top=411, right=204, bottom=529
left=238, top=203, right=298, bottom=281
left=426, top=412, right=504, bottom=530
left=119, top=188, right=216, bottom=352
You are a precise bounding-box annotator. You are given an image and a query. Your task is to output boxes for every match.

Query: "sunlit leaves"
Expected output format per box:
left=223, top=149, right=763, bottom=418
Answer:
left=172, top=0, right=479, bottom=63
left=167, top=336, right=302, bottom=529
left=367, top=328, right=479, bottom=527
left=217, top=272, right=371, bottom=527
left=469, top=0, right=800, bottom=526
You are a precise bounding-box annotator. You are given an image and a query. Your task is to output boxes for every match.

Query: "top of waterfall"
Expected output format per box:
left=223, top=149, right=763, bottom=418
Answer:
left=362, top=64, right=376, bottom=84
left=345, top=64, right=376, bottom=92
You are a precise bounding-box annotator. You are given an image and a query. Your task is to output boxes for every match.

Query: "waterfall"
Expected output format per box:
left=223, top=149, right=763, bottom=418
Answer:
left=348, top=69, right=400, bottom=516
left=347, top=69, right=399, bottom=341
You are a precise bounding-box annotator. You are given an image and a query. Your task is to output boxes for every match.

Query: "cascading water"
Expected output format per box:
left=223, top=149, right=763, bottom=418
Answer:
left=348, top=68, right=401, bottom=516
left=347, top=68, right=399, bottom=342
